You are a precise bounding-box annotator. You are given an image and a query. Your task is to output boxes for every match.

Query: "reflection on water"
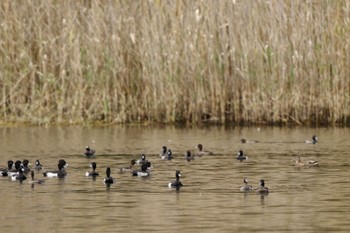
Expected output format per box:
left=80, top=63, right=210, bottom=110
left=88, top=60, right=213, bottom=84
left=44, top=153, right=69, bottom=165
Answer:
left=0, top=126, right=350, bottom=232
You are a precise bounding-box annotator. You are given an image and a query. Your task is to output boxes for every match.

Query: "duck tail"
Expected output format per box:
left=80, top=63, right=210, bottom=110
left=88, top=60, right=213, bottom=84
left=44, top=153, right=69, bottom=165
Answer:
left=1, top=171, right=8, bottom=177
left=311, top=161, right=319, bottom=166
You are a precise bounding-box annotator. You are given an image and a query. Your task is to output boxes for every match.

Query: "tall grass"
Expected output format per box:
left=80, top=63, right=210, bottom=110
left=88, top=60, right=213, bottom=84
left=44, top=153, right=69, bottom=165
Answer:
left=0, top=0, right=349, bottom=125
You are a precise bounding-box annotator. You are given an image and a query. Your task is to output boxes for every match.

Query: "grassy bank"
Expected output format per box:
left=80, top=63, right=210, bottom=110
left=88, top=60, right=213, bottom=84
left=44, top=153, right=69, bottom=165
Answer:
left=0, top=0, right=349, bottom=126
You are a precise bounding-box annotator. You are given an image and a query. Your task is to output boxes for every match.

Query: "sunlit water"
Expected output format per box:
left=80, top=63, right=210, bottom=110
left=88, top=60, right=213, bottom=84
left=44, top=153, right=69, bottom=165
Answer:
left=0, top=126, right=349, bottom=232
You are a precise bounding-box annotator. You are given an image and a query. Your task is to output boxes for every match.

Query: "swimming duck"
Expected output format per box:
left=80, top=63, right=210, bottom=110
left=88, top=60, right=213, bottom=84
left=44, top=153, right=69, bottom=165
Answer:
left=84, top=146, right=96, bottom=157
left=162, top=149, right=173, bottom=160
left=195, top=144, right=213, bottom=156
left=256, top=179, right=269, bottom=194
left=294, top=156, right=319, bottom=167
left=104, top=167, right=115, bottom=184
left=241, top=138, right=259, bottom=143
left=58, top=159, right=68, bottom=168
left=22, top=159, right=31, bottom=173
left=160, top=146, right=168, bottom=158
left=305, top=135, right=318, bottom=144
left=0, top=169, right=8, bottom=177
left=120, top=159, right=137, bottom=173
left=34, top=160, right=43, bottom=170
left=43, top=160, right=67, bottom=178
left=8, top=160, right=22, bottom=176
left=168, top=170, right=183, bottom=189
left=236, top=150, right=248, bottom=161
left=8, top=160, right=14, bottom=169
left=0, top=160, right=13, bottom=177
left=28, top=170, right=45, bottom=184
left=240, top=177, right=253, bottom=192
left=132, top=163, right=151, bottom=177
left=86, top=162, right=100, bottom=177
left=185, top=151, right=195, bottom=161
left=136, top=154, right=149, bottom=165
left=11, top=167, right=26, bottom=182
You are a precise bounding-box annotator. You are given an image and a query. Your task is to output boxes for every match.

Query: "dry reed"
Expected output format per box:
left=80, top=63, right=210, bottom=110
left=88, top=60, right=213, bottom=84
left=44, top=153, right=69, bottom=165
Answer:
left=0, top=0, right=349, bottom=125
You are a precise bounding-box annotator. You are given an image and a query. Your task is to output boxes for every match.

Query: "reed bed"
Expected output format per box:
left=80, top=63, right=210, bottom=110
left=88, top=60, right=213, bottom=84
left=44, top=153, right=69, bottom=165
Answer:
left=0, top=0, right=349, bottom=125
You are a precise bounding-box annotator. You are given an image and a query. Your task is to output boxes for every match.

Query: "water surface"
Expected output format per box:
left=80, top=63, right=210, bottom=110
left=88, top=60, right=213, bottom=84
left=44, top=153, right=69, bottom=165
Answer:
left=0, top=126, right=349, bottom=232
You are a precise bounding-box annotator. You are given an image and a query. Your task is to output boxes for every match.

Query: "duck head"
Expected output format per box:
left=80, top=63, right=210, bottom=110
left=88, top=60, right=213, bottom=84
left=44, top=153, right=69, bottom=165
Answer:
left=259, top=179, right=265, bottom=187
left=91, top=162, right=97, bottom=170
left=162, top=146, right=167, bottom=153
left=7, top=160, right=14, bottom=169
left=22, top=159, right=30, bottom=167
left=106, top=167, right=111, bottom=177
left=141, top=154, right=146, bottom=161
left=130, top=159, right=136, bottom=166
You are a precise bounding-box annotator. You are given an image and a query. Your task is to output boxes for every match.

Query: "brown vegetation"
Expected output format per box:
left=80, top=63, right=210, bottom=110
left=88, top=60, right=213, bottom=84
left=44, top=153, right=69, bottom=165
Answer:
left=0, top=0, right=349, bottom=125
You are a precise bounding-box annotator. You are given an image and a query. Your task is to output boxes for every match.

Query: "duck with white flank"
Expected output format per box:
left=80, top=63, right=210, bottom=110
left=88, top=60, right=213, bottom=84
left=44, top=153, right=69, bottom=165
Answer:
left=168, top=170, right=183, bottom=189
left=132, top=162, right=151, bottom=177
left=0, top=169, right=8, bottom=177
left=159, top=146, right=173, bottom=160
left=8, top=160, right=22, bottom=177
left=305, top=135, right=318, bottom=144
left=161, top=149, right=173, bottom=160
left=86, top=162, right=99, bottom=177
left=11, top=167, right=26, bottom=182
left=43, top=160, right=67, bottom=178
left=236, top=150, right=248, bottom=161
left=22, top=159, right=31, bottom=173
left=0, top=160, right=14, bottom=177
left=160, top=146, right=168, bottom=158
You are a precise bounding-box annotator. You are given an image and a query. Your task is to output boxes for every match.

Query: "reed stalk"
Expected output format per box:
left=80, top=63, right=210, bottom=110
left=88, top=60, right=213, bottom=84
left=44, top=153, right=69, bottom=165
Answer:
left=0, top=0, right=349, bottom=125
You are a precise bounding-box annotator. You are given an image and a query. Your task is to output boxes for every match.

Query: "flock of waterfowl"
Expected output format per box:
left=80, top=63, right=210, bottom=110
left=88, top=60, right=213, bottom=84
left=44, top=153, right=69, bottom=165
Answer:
left=0, top=135, right=319, bottom=193
left=240, top=134, right=319, bottom=169
left=237, top=134, right=319, bottom=193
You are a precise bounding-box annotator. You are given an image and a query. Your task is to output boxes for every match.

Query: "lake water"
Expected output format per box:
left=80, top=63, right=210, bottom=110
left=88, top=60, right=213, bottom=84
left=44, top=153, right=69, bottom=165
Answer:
left=0, top=125, right=349, bottom=232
